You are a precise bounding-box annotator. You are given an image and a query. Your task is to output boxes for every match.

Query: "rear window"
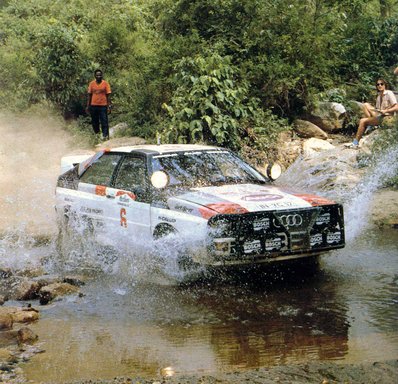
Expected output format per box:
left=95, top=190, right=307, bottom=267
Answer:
left=80, top=153, right=122, bottom=186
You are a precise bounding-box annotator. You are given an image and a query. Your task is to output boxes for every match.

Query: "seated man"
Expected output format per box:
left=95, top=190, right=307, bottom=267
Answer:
left=346, top=79, right=397, bottom=149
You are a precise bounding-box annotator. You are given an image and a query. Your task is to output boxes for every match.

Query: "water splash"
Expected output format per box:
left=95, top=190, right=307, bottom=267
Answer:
left=51, top=215, right=204, bottom=285
left=344, top=146, right=398, bottom=241
left=279, top=144, right=398, bottom=242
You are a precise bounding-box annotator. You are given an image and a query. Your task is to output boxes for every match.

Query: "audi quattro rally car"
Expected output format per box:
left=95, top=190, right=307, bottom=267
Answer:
left=55, top=144, right=345, bottom=267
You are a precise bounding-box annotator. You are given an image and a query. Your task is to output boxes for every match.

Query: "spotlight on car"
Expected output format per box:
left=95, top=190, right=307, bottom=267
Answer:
left=266, top=163, right=282, bottom=181
left=151, top=171, right=169, bottom=189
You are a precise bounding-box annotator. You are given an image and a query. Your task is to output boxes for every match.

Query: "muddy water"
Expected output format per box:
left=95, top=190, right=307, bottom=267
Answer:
left=1, top=113, right=397, bottom=382
left=10, top=226, right=395, bottom=382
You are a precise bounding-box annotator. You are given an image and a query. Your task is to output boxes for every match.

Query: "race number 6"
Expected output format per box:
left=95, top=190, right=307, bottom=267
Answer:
left=120, top=208, right=127, bottom=228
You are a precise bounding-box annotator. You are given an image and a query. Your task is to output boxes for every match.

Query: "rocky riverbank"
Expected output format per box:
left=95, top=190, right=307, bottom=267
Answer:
left=66, top=360, right=398, bottom=384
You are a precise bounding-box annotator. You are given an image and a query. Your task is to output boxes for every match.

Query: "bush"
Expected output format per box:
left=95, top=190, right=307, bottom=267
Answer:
left=33, top=25, right=90, bottom=114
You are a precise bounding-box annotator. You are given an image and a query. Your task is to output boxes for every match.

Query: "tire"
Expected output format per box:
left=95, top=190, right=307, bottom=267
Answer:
left=153, top=224, right=195, bottom=272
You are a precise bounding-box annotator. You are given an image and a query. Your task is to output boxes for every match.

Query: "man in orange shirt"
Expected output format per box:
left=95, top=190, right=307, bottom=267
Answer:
left=86, top=69, right=112, bottom=140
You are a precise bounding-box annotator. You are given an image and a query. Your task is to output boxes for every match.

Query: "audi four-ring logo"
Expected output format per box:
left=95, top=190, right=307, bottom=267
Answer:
left=274, top=214, right=303, bottom=227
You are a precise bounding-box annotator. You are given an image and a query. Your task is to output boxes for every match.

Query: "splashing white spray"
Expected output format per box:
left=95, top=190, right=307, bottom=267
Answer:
left=344, top=146, right=398, bottom=241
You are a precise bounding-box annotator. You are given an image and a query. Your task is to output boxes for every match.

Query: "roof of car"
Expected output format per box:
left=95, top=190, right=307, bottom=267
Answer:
left=109, top=144, right=224, bottom=155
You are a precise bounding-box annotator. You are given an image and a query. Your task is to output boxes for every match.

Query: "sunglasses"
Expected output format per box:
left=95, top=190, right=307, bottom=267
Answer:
left=376, top=83, right=385, bottom=86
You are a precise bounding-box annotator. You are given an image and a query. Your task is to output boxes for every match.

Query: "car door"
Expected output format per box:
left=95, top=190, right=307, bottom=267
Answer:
left=110, top=155, right=152, bottom=241
left=75, top=152, right=123, bottom=240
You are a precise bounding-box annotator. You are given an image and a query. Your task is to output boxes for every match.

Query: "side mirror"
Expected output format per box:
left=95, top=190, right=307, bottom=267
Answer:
left=151, top=171, right=169, bottom=189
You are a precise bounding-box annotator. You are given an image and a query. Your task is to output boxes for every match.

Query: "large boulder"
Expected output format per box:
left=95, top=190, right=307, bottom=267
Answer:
left=302, top=138, right=335, bottom=158
left=307, top=102, right=346, bottom=132
left=347, top=100, right=365, bottom=117
left=294, top=119, right=328, bottom=139
left=109, top=122, right=129, bottom=137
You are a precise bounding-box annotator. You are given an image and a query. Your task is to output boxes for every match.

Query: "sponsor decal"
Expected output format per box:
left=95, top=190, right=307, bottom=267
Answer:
left=116, top=191, right=136, bottom=201
left=294, top=193, right=334, bottom=206
left=242, top=193, right=283, bottom=202
left=265, top=237, right=282, bottom=251
left=327, top=232, right=341, bottom=244
left=175, top=205, right=193, bottom=213
left=199, top=202, right=249, bottom=219
left=316, top=213, right=331, bottom=225
left=120, top=208, right=127, bottom=228
left=243, top=240, right=262, bottom=254
left=95, top=185, right=107, bottom=196
left=310, top=233, right=323, bottom=246
left=253, top=218, right=270, bottom=231
left=158, top=216, right=176, bottom=223
left=80, top=207, right=103, bottom=215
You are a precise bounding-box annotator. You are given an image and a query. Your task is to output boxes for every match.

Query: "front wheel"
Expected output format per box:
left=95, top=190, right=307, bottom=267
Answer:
left=153, top=225, right=198, bottom=274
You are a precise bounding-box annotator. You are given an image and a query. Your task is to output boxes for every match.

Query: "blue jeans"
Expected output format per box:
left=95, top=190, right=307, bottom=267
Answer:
left=90, top=106, right=109, bottom=138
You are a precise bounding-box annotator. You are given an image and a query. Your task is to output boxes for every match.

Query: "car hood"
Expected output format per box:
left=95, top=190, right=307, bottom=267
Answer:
left=167, top=183, right=335, bottom=219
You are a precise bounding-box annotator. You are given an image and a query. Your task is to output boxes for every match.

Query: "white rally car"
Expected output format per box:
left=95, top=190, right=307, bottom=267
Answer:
left=55, top=144, right=345, bottom=268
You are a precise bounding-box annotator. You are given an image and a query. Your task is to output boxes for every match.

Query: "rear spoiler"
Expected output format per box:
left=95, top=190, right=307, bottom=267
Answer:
left=60, top=153, right=95, bottom=175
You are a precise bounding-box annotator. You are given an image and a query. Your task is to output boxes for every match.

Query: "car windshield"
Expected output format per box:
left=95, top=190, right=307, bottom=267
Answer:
left=151, top=150, right=267, bottom=188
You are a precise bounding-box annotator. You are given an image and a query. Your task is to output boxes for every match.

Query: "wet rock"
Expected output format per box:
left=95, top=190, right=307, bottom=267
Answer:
left=14, top=280, right=41, bottom=301
left=16, top=327, right=38, bottom=345
left=0, top=295, right=5, bottom=306
left=294, top=119, right=328, bottom=140
left=0, top=329, right=19, bottom=348
left=302, top=137, right=335, bottom=157
left=15, top=267, right=46, bottom=278
left=370, top=190, right=398, bottom=228
left=63, top=275, right=87, bottom=287
left=275, top=131, right=302, bottom=168
left=39, top=282, right=80, bottom=305
left=307, top=101, right=346, bottom=132
left=0, top=314, right=13, bottom=330
left=0, top=307, right=39, bottom=324
left=0, top=268, right=12, bottom=279
left=0, top=348, right=14, bottom=363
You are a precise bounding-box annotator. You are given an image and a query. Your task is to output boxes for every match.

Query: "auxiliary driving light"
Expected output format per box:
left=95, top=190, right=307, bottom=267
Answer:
left=213, top=238, right=234, bottom=255
left=151, top=170, right=169, bottom=189
left=266, top=163, right=282, bottom=181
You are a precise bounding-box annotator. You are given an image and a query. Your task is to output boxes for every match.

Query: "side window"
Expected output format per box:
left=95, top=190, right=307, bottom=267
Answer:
left=80, top=153, right=122, bottom=186
left=114, top=157, right=147, bottom=192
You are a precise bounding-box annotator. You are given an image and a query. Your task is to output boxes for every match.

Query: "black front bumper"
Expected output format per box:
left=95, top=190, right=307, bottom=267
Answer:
left=207, top=204, right=345, bottom=264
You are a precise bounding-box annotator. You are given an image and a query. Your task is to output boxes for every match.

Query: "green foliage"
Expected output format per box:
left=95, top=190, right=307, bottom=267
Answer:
left=161, top=52, right=289, bottom=150
left=33, top=25, right=89, bottom=112
left=0, top=0, right=398, bottom=157
left=162, top=54, right=246, bottom=147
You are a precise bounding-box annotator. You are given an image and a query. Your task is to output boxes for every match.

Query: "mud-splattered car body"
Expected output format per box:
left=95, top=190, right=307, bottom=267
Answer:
left=55, top=144, right=345, bottom=267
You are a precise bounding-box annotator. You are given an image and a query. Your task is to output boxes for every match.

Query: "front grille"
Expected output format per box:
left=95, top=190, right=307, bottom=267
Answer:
left=208, top=204, right=345, bottom=261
